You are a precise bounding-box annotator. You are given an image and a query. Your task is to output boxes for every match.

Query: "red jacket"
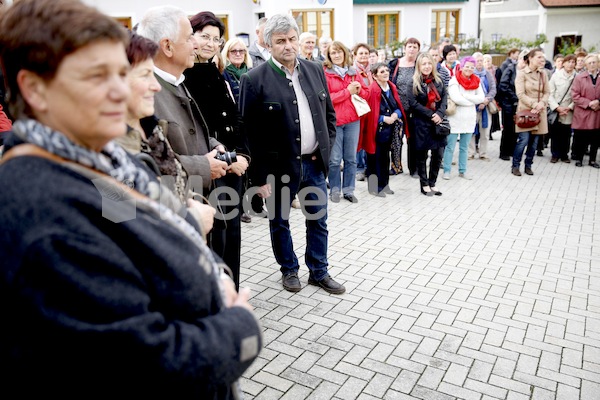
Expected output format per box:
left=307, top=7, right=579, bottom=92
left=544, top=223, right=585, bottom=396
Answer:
left=359, top=80, right=409, bottom=154
left=0, top=104, right=11, bottom=132
left=323, top=66, right=369, bottom=126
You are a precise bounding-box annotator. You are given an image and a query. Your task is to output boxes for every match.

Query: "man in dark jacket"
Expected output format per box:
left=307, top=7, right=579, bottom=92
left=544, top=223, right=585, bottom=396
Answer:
left=239, top=14, right=345, bottom=295
left=498, top=50, right=527, bottom=160
left=137, top=5, right=227, bottom=189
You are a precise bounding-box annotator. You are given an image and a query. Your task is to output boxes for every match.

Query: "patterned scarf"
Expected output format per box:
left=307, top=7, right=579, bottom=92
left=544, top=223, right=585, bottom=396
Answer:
left=423, top=74, right=441, bottom=110
left=13, top=118, right=153, bottom=195
left=12, top=118, right=221, bottom=281
left=354, top=61, right=372, bottom=86
left=225, top=63, right=248, bottom=80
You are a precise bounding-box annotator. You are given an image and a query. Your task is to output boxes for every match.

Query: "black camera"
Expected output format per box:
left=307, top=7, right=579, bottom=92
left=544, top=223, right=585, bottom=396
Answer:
left=215, top=150, right=237, bottom=166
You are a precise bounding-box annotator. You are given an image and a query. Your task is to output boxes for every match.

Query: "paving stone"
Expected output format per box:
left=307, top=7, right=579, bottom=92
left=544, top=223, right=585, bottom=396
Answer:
left=239, top=144, right=599, bottom=399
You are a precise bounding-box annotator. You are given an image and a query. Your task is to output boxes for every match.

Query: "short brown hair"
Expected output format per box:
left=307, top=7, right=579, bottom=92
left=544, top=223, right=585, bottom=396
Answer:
left=126, top=32, right=159, bottom=67
left=0, top=0, right=128, bottom=118
left=352, top=43, right=370, bottom=56
left=323, top=41, right=352, bottom=69
left=563, top=54, right=576, bottom=63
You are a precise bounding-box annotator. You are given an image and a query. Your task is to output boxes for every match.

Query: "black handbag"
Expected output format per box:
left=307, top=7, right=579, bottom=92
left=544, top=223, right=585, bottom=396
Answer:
left=434, top=118, right=451, bottom=137
left=377, top=88, right=402, bottom=143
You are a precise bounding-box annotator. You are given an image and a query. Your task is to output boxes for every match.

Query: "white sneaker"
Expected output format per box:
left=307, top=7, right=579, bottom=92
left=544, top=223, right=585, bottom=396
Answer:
left=442, top=172, right=451, bottom=180
left=458, top=173, right=473, bottom=180
left=356, top=172, right=366, bottom=181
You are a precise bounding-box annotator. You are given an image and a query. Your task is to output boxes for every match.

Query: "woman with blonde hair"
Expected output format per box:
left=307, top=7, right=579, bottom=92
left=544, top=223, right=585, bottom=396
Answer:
left=222, top=37, right=253, bottom=104
left=407, top=53, right=448, bottom=195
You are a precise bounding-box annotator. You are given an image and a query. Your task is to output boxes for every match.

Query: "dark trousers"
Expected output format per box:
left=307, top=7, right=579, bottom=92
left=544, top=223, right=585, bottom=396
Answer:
left=500, top=111, right=517, bottom=158
left=209, top=173, right=243, bottom=289
left=366, top=139, right=391, bottom=193
left=416, top=147, right=444, bottom=188
left=550, top=122, right=572, bottom=160
left=407, top=134, right=417, bottom=175
left=267, top=158, right=329, bottom=281
left=573, top=129, right=599, bottom=163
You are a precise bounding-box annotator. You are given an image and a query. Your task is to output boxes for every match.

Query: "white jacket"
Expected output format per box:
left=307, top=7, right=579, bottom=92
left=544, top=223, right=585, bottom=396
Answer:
left=447, top=76, right=485, bottom=134
left=548, top=68, right=575, bottom=125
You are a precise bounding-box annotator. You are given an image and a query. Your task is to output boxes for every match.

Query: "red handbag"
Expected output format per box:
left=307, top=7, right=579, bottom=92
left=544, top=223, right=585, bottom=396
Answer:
left=514, top=71, right=544, bottom=129
left=514, top=110, right=540, bottom=129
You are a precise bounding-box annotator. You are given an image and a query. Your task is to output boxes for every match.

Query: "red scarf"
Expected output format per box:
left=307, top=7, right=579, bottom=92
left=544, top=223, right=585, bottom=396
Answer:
left=424, top=74, right=441, bottom=110
left=455, top=65, right=480, bottom=90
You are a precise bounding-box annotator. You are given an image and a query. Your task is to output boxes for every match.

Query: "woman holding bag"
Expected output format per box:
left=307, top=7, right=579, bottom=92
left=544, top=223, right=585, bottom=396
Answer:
left=407, top=53, right=448, bottom=196
left=470, top=52, right=497, bottom=161
left=512, top=48, right=550, bottom=176
left=324, top=41, right=369, bottom=203
left=360, top=62, right=409, bottom=197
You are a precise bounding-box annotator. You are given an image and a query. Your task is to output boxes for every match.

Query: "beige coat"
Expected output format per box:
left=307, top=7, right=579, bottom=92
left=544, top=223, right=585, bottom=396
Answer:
left=515, top=66, right=550, bottom=134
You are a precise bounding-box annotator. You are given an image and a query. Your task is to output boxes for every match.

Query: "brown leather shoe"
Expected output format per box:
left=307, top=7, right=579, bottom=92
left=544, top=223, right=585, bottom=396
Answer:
left=282, top=272, right=301, bottom=292
left=512, top=167, right=522, bottom=176
left=308, top=275, right=346, bottom=294
left=525, top=167, right=534, bottom=175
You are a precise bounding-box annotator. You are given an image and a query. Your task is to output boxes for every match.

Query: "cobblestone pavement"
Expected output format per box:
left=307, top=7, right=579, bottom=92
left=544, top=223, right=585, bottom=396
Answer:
left=239, top=137, right=599, bottom=400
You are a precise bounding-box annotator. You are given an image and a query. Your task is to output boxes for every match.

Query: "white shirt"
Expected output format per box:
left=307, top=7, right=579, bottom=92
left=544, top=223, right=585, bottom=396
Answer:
left=154, top=66, right=185, bottom=87
left=271, top=58, right=318, bottom=155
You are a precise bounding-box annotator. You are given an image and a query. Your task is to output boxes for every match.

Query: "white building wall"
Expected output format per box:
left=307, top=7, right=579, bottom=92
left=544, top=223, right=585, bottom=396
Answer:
left=353, top=1, right=479, bottom=51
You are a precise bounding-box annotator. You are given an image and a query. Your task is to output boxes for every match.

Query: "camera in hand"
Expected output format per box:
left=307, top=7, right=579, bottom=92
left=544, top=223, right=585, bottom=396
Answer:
left=215, top=150, right=237, bottom=165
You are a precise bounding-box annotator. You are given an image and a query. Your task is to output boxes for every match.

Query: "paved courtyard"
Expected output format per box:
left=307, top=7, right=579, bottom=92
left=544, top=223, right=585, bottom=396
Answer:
left=239, top=138, right=599, bottom=400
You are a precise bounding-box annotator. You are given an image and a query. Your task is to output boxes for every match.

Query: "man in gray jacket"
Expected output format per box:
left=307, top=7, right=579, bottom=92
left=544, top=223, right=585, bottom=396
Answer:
left=248, top=17, right=269, bottom=68
left=239, top=14, right=345, bottom=295
left=137, top=5, right=228, bottom=189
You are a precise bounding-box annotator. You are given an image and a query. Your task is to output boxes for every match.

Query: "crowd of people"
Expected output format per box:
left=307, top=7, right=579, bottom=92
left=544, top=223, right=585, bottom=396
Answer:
left=0, top=0, right=598, bottom=396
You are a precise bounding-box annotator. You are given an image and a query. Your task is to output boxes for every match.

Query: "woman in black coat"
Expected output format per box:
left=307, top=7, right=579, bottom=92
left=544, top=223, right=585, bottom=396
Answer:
left=407, top=53, right=448, bottom=196
left=184, top=12, right=250, bottom=290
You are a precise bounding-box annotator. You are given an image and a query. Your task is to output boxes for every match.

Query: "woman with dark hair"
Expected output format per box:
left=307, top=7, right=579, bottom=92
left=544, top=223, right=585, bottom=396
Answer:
left=184, top=11, right=250, bottom=290
left=440, top=44, right=458, bottom=80
left=323, top=40, right=369, bottom=203
left=0, top=0, right=261, bottom=397
left=116, top=32, right=216, bottom=236
left=388, top=37, right=421, bottom=177
left=512, top=48, right=550, bottom=176
left=407, top=53, right=448, bottom=196
left=360, top=62, right=409, bottom=196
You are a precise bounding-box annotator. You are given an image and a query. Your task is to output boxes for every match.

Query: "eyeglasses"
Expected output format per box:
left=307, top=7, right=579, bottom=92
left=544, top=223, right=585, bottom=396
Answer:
left=229, top=49, right=246, bottom=55
left=197, top=34, right=224, bottom=46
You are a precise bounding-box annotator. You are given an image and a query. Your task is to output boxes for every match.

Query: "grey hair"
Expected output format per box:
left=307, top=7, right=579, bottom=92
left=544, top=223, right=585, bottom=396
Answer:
left=263, top=14, right=299, bottom=48
left=256, top=17, right=268, bottom=30
left=137, top=5, right=188, bottom=44
left=299, top=31, right=316, bottom=43
left=472, top=51, right=483, bottom=59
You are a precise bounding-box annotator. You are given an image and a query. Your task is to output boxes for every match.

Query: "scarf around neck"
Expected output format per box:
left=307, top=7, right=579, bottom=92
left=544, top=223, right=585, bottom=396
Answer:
left=225, top=63, right=248, bottom=80
left=333, top=64, right=349, bottom=78
left=11, top=118, right=217, bottom=266
left=474, top=68, right=489, bottom=94
left=13, top=118, right=154, bottom=196
left=423, top=74, right=441, bottom=110
left=455, top=66, right=481, bottom=90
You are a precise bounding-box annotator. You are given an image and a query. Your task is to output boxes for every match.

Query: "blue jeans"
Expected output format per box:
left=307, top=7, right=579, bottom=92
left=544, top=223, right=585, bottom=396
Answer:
left=443, top=133, right=472, bottom=174
left=268, top=158, right=329, bottom=281
left=512, top=132, right=539, bottom=169
left=329, top=121, right=360, bottom=195
left=356, top=149, right=366, bottom=173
